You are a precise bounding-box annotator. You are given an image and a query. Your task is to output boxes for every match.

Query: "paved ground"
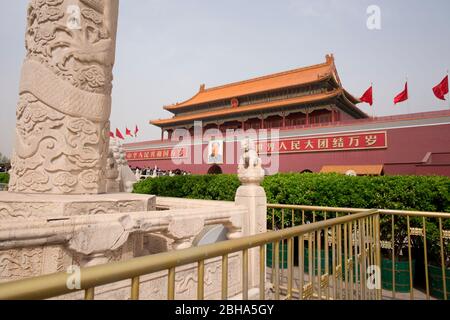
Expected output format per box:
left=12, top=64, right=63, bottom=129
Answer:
left=266, top=267, right=437, bottom=300
left=381, top=289, right=436, bottom=300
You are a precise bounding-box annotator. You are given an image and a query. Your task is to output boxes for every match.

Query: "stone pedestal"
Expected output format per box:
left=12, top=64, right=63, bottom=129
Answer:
left=235, top=186, right=267, bottom=239
left=0, top=192, right=155, bottom=283
left=235, top=138, right=267, bottom=290
left=235, top=185, right=267, bottom=291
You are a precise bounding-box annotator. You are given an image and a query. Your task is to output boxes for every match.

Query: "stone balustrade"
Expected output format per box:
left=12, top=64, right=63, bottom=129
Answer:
left=0, top=195, right=246, bottom=282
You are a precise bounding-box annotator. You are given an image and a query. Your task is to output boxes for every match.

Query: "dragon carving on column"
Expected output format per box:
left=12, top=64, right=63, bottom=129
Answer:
left=9, top=0, right=119, bottom=194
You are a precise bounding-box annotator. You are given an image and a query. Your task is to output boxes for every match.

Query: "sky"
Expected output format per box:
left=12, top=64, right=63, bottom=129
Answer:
left=1, top=0, right=450, bottom=157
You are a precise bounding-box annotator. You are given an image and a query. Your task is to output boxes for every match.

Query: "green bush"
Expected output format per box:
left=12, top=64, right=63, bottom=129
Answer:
left=261, top=173, right=450, bottom=211
left=0, top=173, right=9, bottom=184
left=134, top=173, right=450, bottom=212
left=133, top=175, right=240, bottom=201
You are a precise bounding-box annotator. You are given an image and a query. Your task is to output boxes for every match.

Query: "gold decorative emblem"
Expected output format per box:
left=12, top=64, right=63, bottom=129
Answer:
left=321, top=274, right=329, bottom=288
left=443, top=230, right=450, bottom=240
left=335, top=265, right=343, bottom=279
left=328, top=237, right=334, bottom=246
left=380, top=241, right=392, bottom=249
left=303, top=283, right=313, bottom=299
left=410, top=228, right=423, bottom=236
left=347, top=259, right=354, bottom=271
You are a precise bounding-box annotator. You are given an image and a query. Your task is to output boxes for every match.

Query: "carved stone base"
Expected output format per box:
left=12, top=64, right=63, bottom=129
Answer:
left=54, top=253, right=243, bottom=300
left=0, top=242, right=138, bottom=284
left=0, top=192, right=155, bottom=283
left=0, top=192, right=155, bottom=219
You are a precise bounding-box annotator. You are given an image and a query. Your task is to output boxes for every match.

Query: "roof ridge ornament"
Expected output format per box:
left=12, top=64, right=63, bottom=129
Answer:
left=326, top=53, right=343, bottom=87
left=326, top=53, right=335, bottom=64
left=231, top=98, right=239, bottom=108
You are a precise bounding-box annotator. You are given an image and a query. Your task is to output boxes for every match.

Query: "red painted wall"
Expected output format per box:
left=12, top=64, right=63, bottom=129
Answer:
left=339, top=111, right=355, bottom=121
left=127, top=123, right=450, bottom=177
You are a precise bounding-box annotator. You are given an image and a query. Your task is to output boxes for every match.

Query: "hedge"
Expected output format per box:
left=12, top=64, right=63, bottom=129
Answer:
left=134, top=173, right=450, bottom=212
left=0, top=173, right=9, bottom=184
left=133, top=174, right=240, bottom=201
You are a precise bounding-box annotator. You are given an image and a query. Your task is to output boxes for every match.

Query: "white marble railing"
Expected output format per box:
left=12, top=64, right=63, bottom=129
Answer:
left=0, top=197, right=245, bottom=268
left=156, top=196, right=239, bottom=210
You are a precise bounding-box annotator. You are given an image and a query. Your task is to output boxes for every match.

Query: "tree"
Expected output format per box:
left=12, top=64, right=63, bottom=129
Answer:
left=0, top=152, right=10, bottom=164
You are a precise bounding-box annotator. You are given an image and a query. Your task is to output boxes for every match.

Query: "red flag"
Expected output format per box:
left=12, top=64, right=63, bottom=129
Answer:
left=109, top=131, right=115, bottom=138
left=115, top=128, right=125, bottom=140
left=360, top=85, right=373, bottom=106
left=394, top=82, right=408, bottom=105
left=134, top=125, right=139, bottom=137
left=125, top=127, right=133, bottom=137
left=433, top=75, right=449, bottom=101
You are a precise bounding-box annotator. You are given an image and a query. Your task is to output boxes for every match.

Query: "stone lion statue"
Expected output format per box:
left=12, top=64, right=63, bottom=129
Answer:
left=240, top=138, right=260, bottom=169
left=106, top=139, right=137, bottom=193
left=238, top=138, right=265, bottom=185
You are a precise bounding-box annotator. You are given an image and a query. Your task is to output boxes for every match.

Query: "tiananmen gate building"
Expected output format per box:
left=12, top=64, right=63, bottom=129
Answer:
left=124, top=55, right=450, bottom=177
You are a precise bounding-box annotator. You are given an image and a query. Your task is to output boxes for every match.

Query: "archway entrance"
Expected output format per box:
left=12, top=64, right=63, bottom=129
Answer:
left=207, top=165, right=223, bottom=175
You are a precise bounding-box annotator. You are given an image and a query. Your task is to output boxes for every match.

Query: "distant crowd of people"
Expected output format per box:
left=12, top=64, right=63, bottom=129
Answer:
left=133, top=166, right=190, bottom=180
left=0, top=165, right=10, bottom=173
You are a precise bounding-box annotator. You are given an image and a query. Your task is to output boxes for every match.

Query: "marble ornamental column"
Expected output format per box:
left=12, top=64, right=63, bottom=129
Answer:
left=8, top=0, right=119, bottom=194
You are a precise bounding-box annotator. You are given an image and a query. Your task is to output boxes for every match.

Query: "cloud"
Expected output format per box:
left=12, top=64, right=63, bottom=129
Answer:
left=289, top=0, right=338, bottom=17
left=288, top=0, right=361, bottom=19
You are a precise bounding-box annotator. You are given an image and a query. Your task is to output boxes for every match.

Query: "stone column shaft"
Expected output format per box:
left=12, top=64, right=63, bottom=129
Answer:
left=9, top=0, right=119, bottom=195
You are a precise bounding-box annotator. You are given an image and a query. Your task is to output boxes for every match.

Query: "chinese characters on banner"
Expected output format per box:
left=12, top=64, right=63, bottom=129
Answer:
left=125, top=132, right=387, bottom=161
left=126, top=147, right=188, bottom=161
left=256, top=132, right=387, bottom=154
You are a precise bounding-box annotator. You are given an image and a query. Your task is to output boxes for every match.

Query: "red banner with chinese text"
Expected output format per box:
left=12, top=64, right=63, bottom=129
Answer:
left=256, top=131, right=387, bottom=154
left=126, top=147, right=188, bottom=161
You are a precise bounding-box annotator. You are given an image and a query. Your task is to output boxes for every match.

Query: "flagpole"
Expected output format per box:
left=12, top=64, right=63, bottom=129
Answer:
left=406, top=76, right=411, bottom=115
left=447, top=70, right=449, bottom=110
left=371, top=82, right=375, bottom=119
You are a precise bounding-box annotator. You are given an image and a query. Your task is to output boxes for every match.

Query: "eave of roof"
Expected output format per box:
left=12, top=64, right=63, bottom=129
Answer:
left=343, top=89, right=361, bottom=105
left=321, top=165, right=384, bottom=175
left=338, top=92, right=368, bottom=119
left=164, top=55, right=337, bottom=111
left=151, top=89, right=345, bottom=127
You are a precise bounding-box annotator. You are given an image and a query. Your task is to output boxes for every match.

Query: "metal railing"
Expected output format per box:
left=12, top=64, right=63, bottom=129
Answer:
left=267, top=205, right=381, bottom=300
left=377, top=209, right=450, bottom=300
left=267, top=205, right=450, bottom=300
left=0, top=205, right=448, bottom=300
left=0, top=209, right=380, bottom=300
